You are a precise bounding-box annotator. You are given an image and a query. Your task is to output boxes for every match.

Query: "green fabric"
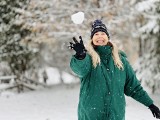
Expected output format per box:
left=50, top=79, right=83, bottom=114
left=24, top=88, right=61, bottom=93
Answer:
left=70, top=45, right=153, bottom=120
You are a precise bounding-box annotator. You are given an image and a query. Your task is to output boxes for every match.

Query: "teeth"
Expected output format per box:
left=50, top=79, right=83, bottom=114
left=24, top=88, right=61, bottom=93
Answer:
left=97, top=40, right=104, bottom=43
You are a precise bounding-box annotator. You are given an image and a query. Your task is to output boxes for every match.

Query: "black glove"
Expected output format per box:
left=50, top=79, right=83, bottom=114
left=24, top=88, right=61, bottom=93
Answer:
left=69, top=36, right=86, bottom=60
left=149, top=104, right=160, bottom=119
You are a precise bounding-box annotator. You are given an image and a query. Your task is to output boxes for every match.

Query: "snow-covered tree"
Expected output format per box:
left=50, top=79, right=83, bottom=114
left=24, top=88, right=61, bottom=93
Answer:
left=134, top=0, right=160, bottom=93
left=0, top=0, right=39, bottom=77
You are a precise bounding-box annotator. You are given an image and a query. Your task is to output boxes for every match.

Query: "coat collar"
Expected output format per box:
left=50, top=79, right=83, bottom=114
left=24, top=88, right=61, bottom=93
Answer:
left=96, top=45, right=112, bottom=58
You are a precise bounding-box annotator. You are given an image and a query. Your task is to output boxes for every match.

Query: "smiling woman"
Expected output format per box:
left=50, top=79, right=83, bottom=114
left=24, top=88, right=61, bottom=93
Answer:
left=68, top=19, right=160, bottom=120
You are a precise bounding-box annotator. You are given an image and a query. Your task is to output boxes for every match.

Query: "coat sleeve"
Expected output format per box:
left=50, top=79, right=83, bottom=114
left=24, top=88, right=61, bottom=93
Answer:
left=70, top=53, right=92, bottom=78
left=123, top=57, right=153, bottom=107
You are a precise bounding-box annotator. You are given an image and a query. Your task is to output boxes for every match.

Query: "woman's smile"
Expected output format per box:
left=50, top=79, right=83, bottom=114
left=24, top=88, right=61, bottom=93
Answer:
left=96, top=39, right=105, bottom=43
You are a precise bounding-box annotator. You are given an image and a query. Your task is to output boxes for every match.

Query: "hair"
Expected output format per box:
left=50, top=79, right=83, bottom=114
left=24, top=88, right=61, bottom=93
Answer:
left=86, top=40, right=123, bottom=70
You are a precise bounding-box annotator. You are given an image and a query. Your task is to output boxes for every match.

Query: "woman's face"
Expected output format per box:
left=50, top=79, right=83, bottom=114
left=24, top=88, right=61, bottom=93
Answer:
left=92, top=31, right=109, bottom=46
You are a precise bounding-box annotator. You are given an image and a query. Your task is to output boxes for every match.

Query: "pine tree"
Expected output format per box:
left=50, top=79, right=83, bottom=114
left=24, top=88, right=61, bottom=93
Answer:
left=0, top=0, right=38, bottom=79
left=135, top=0, right=160, bottom=93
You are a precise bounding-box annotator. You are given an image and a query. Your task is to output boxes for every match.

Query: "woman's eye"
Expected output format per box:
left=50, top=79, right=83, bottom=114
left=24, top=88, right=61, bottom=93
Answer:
left=101, top=32, right=105, bottom=35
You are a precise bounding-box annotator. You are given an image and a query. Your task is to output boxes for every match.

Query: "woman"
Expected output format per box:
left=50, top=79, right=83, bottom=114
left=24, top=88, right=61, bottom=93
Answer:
left=69, top=19, right=160, bottom=120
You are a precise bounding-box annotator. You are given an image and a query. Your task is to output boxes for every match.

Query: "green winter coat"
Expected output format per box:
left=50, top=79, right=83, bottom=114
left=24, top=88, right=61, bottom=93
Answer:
left=70, top=45, right=153, bottom=120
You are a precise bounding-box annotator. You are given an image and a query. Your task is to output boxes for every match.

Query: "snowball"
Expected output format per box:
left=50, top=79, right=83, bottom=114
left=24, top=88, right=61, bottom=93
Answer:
left=71, top=12, right=84, bottom=24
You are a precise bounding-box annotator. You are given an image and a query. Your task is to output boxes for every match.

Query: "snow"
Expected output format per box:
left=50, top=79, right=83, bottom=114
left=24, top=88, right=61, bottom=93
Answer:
left=0, top=84, right=159, bottom=120
left=136, top=0, right=157, bottom=12
left=139, top=20, right=157, bottom=34
left=62, top=71, right=77, bottom=84
left=0, top=85, right=78, bottom=120
left=38, top=67, right=77, bottom=85
left=45, top=67, right=61, bottom=85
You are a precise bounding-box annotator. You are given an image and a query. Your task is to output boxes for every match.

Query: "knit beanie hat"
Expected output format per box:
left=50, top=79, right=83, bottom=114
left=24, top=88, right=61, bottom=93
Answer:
left=90, top=19, right=110, bottom=39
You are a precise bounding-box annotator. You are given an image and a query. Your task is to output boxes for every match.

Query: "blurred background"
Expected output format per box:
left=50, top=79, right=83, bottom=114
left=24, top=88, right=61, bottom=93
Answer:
left=0, top=0, right=159, bottom=119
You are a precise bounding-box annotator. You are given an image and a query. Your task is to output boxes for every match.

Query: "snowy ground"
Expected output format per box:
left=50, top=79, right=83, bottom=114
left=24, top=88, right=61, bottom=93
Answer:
left=0, top=84, right=159, bottom=120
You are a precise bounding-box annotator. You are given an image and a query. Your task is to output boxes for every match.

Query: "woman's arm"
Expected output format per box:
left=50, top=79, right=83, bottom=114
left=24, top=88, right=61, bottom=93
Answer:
left=70, top=53, right=92, bottom=78
left=123, top=57, right=153, bottom=107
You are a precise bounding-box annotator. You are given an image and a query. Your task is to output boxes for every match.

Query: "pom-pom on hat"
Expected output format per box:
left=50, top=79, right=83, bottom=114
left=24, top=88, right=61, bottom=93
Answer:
left=91, top=19, right=110, bottom=39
